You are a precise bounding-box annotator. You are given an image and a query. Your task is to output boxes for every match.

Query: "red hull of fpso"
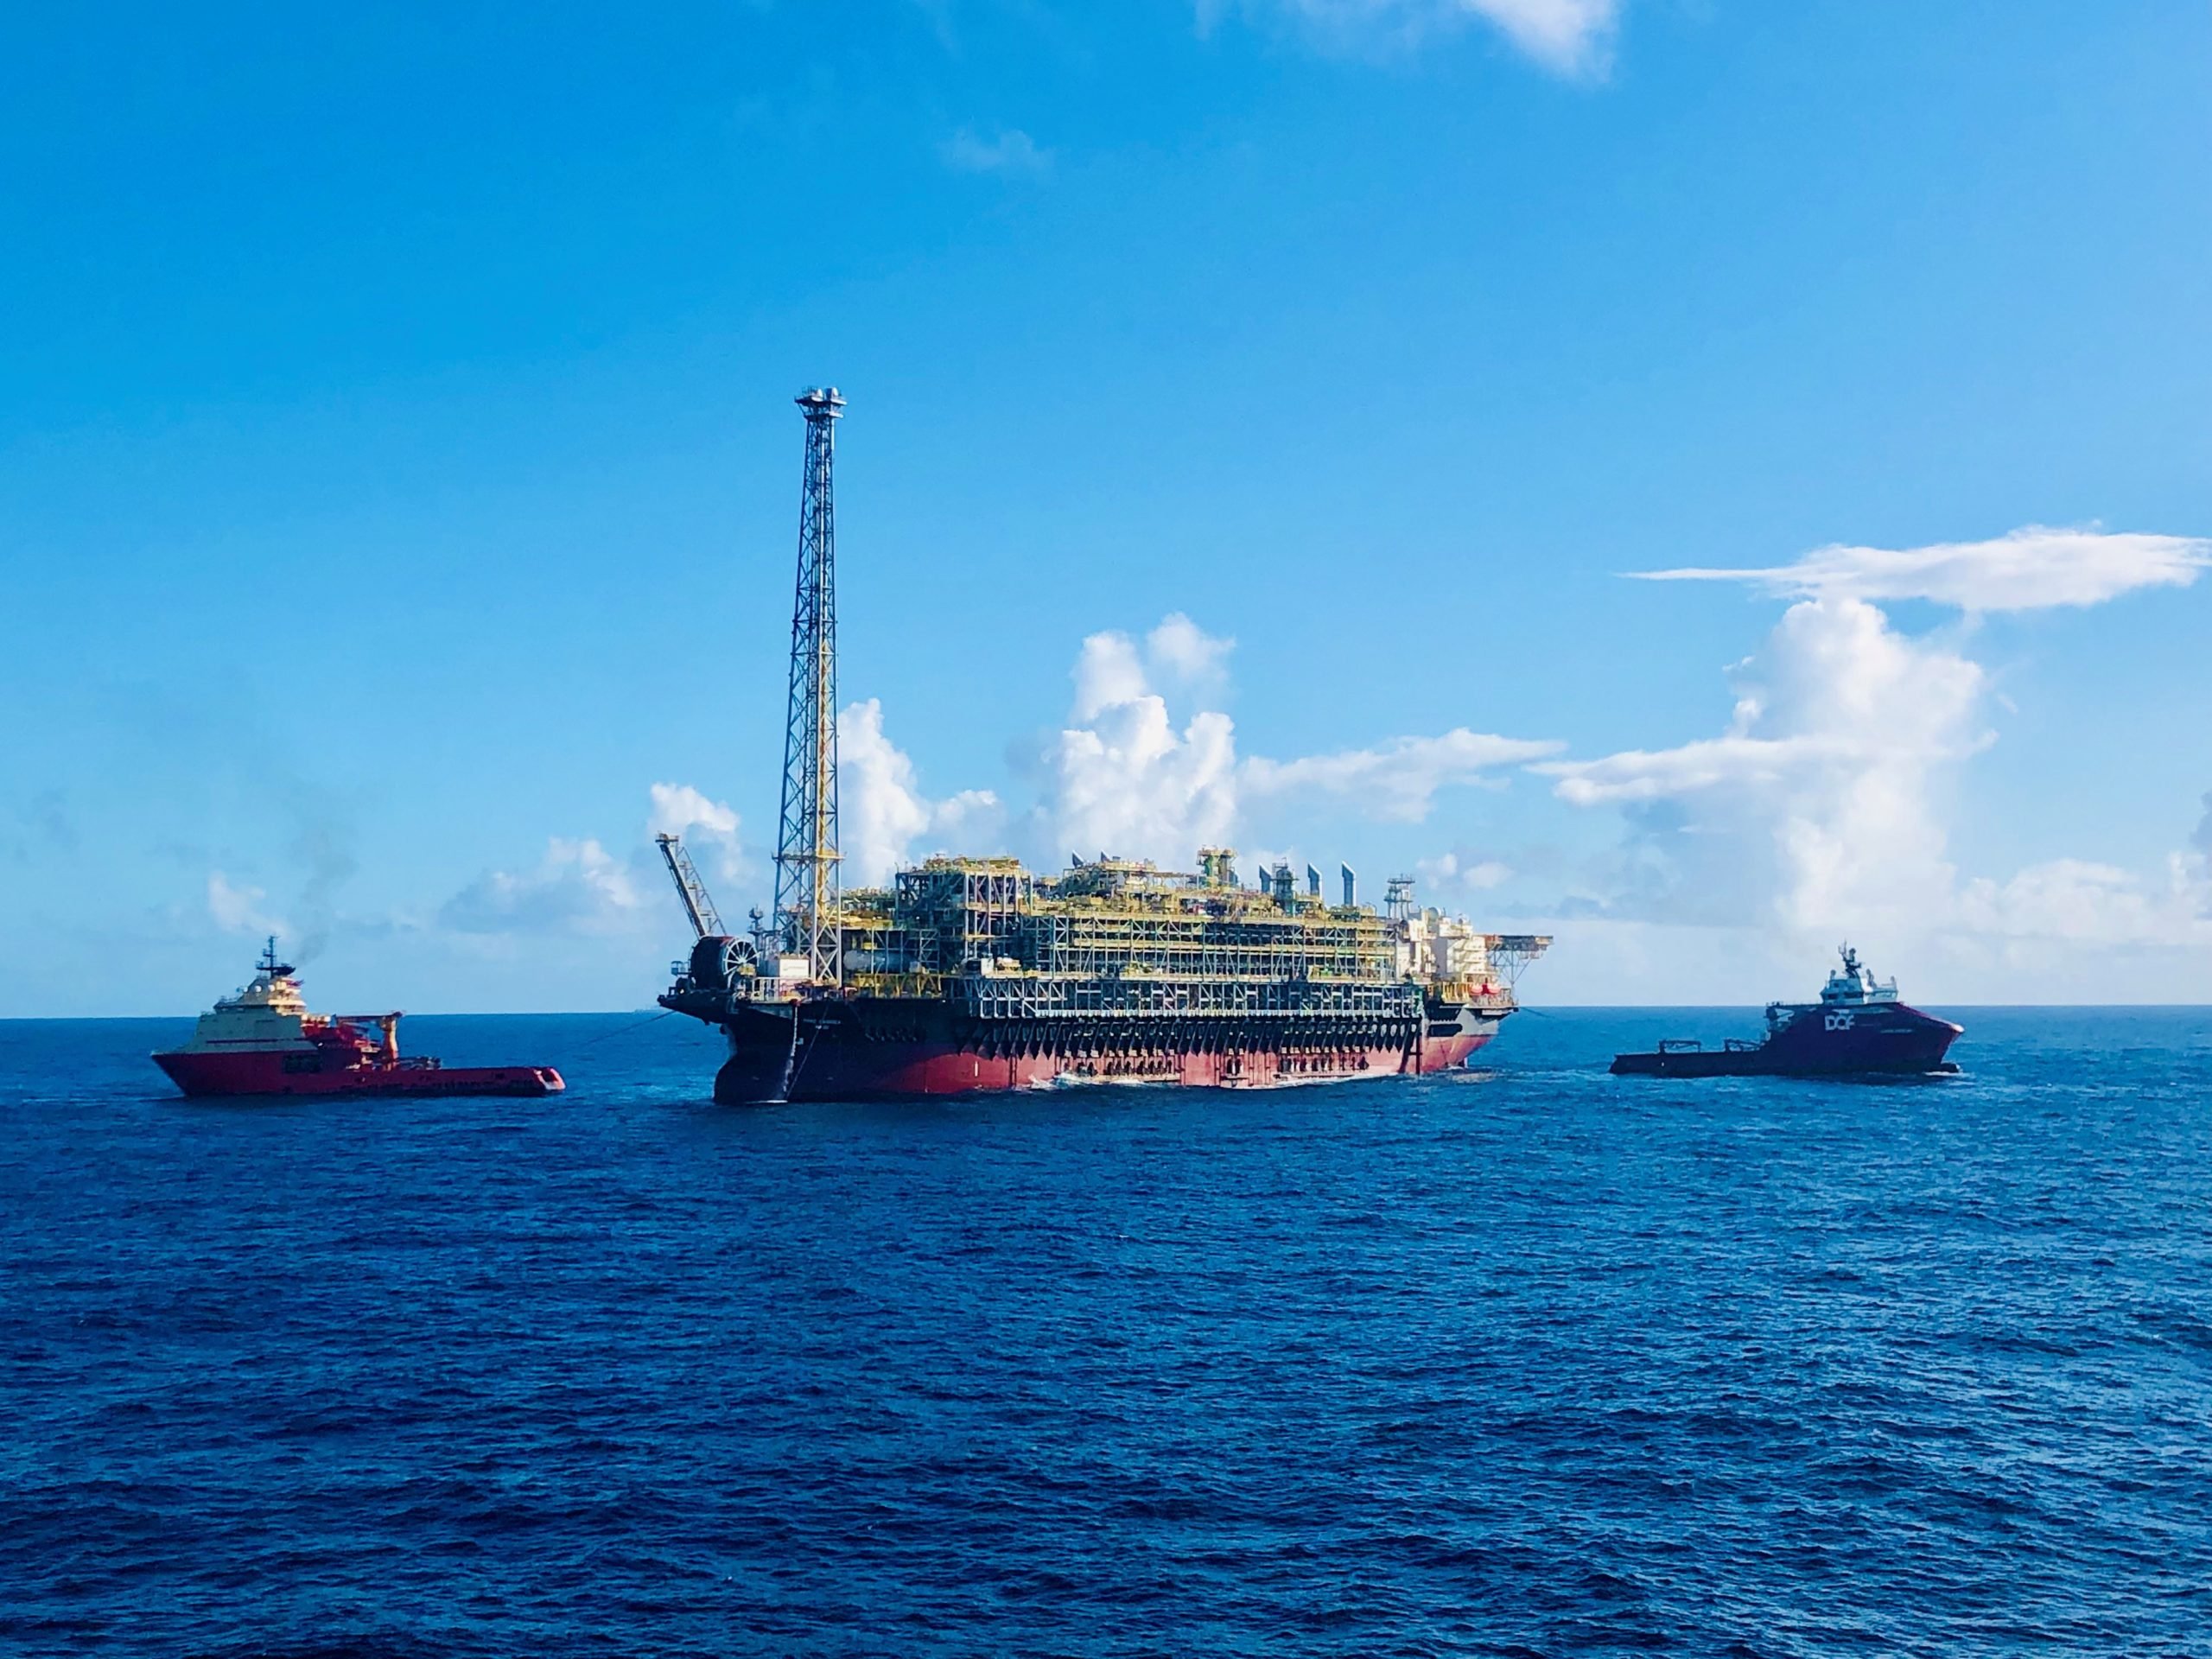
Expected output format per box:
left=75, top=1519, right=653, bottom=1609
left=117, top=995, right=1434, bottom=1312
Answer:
left=153, top=1050, right=564, bottom=1099
left=698, top=995, right=1499, bottom=1104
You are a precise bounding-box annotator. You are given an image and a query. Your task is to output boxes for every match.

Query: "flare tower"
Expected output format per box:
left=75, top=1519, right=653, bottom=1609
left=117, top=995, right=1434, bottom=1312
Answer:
left=773, top=387, right=844, bottom=982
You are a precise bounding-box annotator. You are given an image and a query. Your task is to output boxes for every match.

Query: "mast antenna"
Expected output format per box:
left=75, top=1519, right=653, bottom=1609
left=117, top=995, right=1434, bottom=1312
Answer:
left=773, top=387, right=846, bottom=983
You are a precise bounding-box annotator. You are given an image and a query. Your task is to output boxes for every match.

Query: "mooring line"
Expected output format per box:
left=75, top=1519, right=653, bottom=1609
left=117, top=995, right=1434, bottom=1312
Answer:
left=573, top=1009, right=675, bottom=1051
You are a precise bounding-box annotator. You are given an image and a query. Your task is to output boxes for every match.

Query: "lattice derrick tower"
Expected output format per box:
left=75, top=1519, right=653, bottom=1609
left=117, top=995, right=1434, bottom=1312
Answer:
left=774, top=387, right=846, bottom=982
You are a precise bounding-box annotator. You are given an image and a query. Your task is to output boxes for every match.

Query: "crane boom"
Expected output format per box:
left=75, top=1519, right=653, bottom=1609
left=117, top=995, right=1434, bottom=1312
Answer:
left=655, top=833, right=726, bottom=939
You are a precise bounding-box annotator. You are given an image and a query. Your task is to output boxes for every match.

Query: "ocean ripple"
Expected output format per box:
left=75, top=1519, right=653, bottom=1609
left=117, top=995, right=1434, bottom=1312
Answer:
left=3, top=1007, right=2209, bottom=1655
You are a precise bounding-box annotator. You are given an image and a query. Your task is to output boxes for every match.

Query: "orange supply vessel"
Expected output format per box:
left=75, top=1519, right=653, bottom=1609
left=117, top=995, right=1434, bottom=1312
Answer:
left=152, top=940, right=564, bottom=1099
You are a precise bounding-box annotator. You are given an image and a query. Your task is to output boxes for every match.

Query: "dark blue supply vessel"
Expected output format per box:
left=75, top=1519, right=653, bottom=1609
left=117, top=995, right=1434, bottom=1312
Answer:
left=1612, top=947, right=1962, bottom=1077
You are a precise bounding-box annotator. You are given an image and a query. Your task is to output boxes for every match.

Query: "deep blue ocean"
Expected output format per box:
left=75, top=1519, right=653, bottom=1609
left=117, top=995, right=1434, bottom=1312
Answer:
left=5, top=1007, right=2211, bottom=1656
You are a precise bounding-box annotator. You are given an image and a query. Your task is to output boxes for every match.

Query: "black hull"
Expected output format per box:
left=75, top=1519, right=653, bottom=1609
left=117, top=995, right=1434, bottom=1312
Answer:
left=1612, top=999, right=1963, bottom=1079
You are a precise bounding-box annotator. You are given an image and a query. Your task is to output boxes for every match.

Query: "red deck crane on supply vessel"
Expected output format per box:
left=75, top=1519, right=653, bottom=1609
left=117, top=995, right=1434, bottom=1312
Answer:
left=656, top=389, right=1548, bottom=1103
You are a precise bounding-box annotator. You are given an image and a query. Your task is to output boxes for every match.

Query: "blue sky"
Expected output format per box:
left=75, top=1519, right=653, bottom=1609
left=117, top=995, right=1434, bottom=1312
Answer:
left=3, top=0, right=2209, bottom=1014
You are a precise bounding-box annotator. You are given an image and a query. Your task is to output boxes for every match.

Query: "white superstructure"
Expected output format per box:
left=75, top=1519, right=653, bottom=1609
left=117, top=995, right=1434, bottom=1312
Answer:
left=1820, top=944, right=1899, bottom=1007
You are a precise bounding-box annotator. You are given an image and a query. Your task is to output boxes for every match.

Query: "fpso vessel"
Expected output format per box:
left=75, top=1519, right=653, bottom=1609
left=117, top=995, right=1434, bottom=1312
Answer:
left=658, top=385, right=1548, bottom=1104
left=662, top=855, right=1548, bottom=1103
left=153, top=940, right=565, bottom=1099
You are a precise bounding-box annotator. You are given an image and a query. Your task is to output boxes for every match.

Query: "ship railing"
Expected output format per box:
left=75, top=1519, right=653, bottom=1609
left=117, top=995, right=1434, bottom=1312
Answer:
left=721, top=978, right=808, bottom=1007
left=950, top=975, right=1419, bottom=1022
left=1658, top=1039, right=1704, bottom=1053
left=841, top=971, right=950, bottom=1000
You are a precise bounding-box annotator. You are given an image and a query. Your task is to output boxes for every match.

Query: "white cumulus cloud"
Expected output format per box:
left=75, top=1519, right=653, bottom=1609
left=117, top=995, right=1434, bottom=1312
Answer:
left=1072, top=630, right=1154, bottom=721
left=1541, top=596, right=1986, bottom=937
left=1633, top=524, right=2212, bottom=614
left=648, top=782, right=745, bottom=880
left=1040, top=621, right=1243, bottom=866
left=1550, top=533, right=2212, bottom=968
left=838, top=699, right=1002, bottom=886
left=1147, top=612, right=1235, bottom=689
left=1039, top=614, right=1550, bottom=866
left=1045, top=673, right=1239, bottom=867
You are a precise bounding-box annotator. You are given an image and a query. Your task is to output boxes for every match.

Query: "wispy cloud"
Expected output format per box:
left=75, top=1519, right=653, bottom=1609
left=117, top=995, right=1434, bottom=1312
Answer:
left=439, top=838, right=648, bottom=937
left=1418, top=849, right=1513, bottom=893
left=1247, top=729, right=1561, bottom=821
left=207, top=871, right=288, bottom=938
left=1957, top=855, right=2212, bottom=950
left=440, top=784, right=750, bottom=940
left=1632, top=524, right=2212, bottom=613
left=1205, top=0, right=1622, bottom=77
left=3, top=790, right=75, bottom=864
left=940, top=127, right=1052, bottom=177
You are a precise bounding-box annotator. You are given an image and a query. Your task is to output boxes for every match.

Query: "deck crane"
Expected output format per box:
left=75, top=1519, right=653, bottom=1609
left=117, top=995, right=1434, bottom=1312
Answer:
left=658, top=832, right=762, bottom=997
left=654, top=833, right=726, bottom=939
